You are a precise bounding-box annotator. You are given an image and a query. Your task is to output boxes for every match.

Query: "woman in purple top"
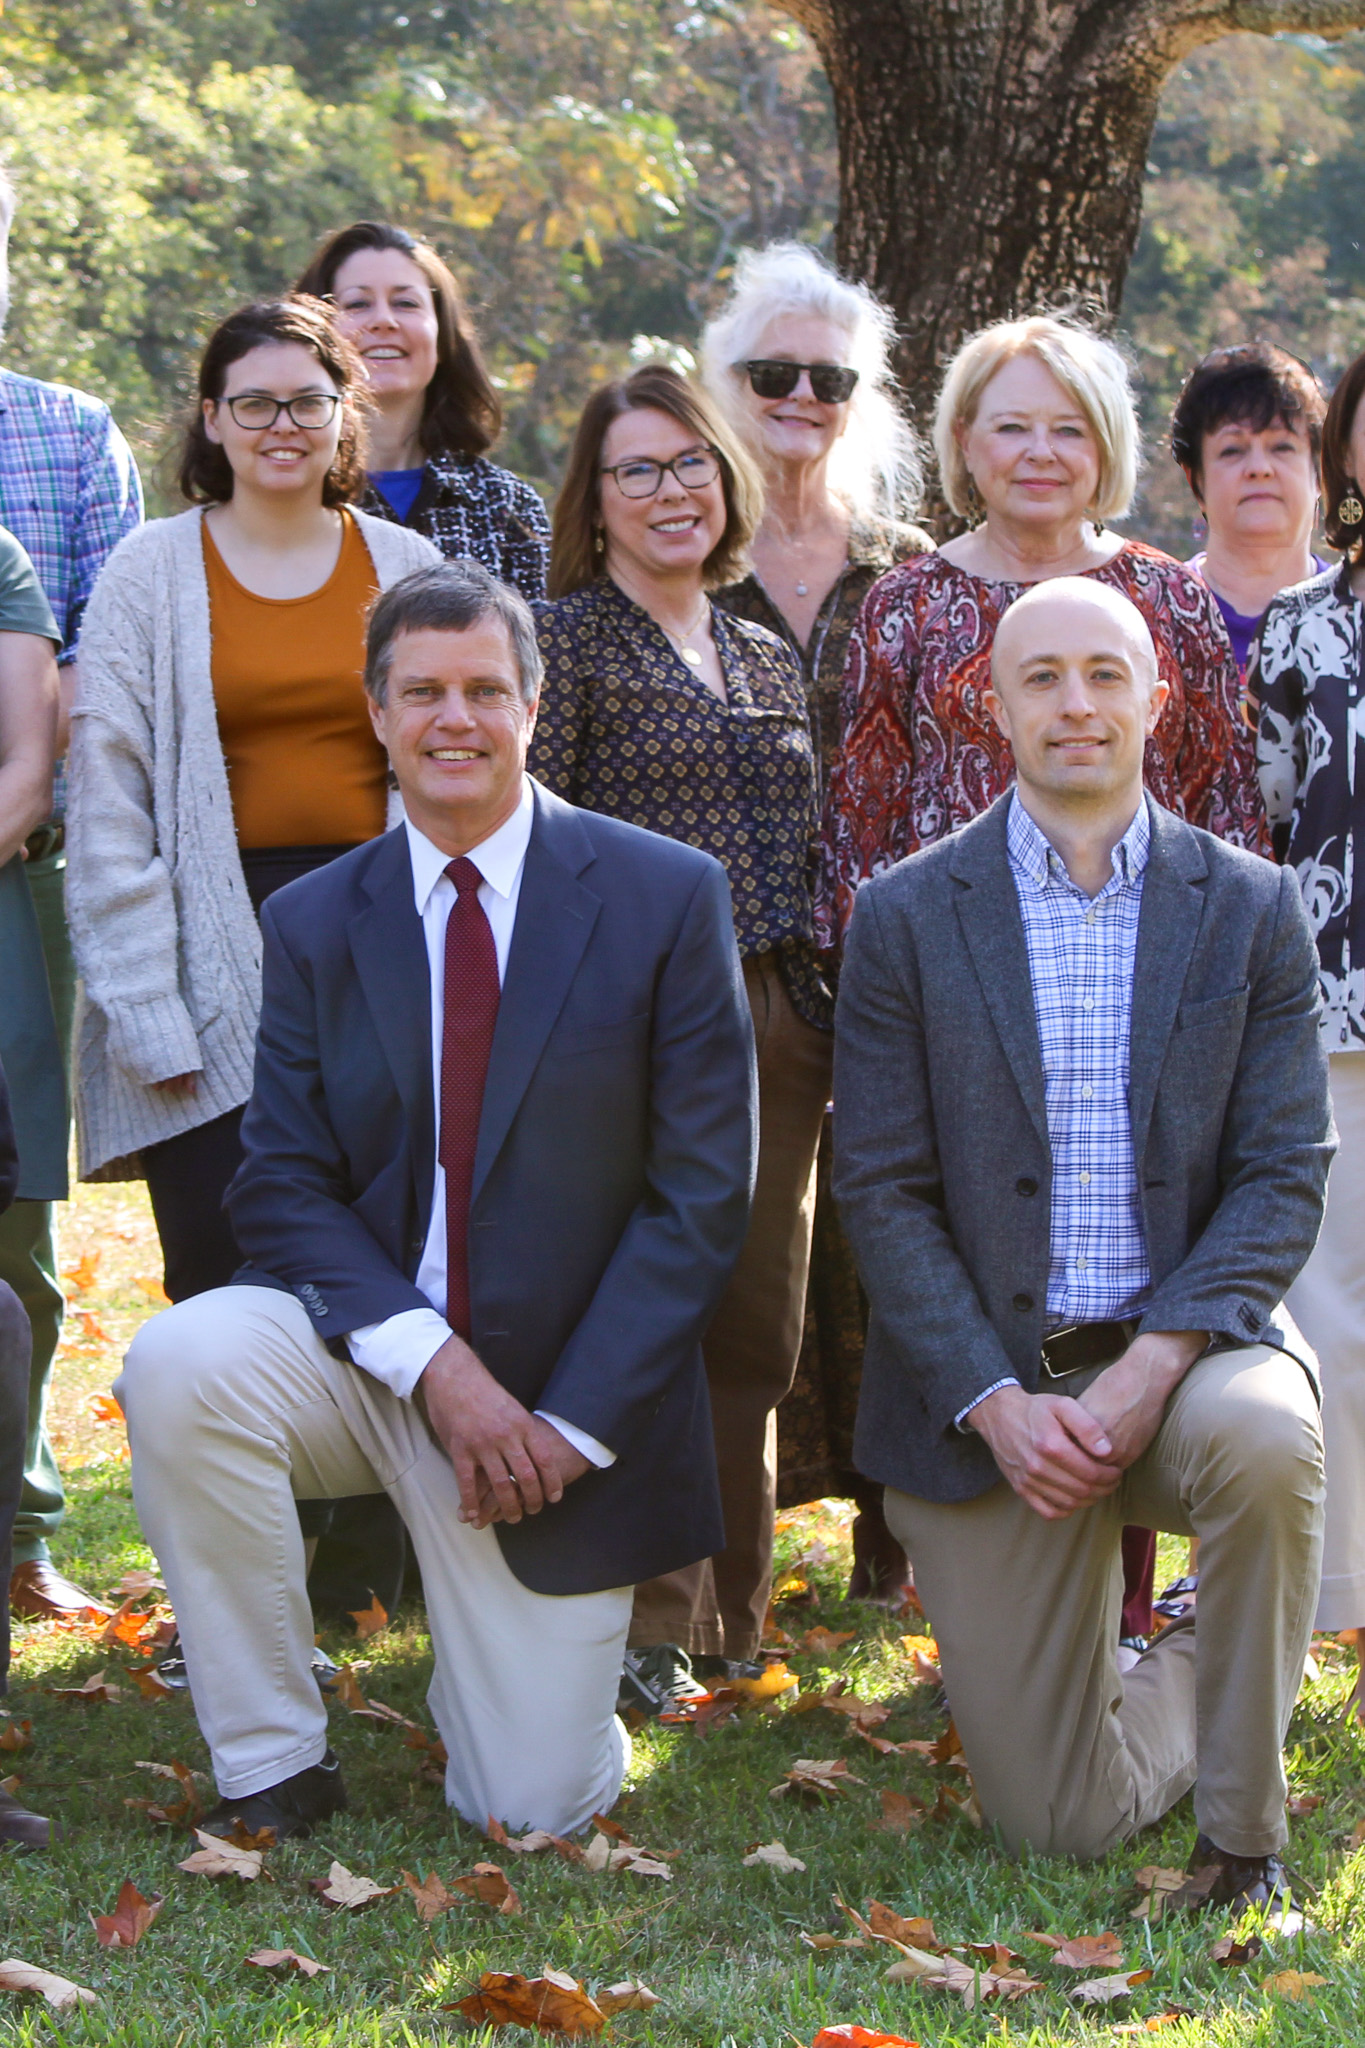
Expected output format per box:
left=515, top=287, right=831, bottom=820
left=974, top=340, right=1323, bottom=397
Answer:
left=1171, top=342, right=1327, bottom=673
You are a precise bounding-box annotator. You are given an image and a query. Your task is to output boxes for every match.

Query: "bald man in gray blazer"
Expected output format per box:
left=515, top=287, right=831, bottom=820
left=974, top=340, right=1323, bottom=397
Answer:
left=835, top=580, right=1331, bottom=1914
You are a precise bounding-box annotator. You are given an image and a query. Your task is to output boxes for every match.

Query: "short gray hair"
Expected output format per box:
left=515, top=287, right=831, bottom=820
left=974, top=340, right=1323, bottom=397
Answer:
left=364, top=559, right=543, bottom=706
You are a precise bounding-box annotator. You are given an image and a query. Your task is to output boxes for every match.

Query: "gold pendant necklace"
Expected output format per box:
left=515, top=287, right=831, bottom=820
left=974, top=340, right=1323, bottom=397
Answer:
left=663, top=597, right=710, bottom=669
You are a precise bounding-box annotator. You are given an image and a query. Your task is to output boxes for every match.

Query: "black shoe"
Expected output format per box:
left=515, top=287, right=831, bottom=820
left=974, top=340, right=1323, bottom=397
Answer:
left=200, top=1749, right=348, bottom=1842
left=0, top=1785, right=53, bottom=1849
left=618, top=1645, right=709, bottom=1717
left=159, top=1635, right=339, bottom=1692
left=693, top=1654, right=767, bottom=1683
left=1188, top=1833, right=1296, bottom=1919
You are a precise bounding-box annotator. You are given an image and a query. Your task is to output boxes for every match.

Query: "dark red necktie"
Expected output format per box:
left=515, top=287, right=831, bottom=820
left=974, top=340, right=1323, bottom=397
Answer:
left=439, top=856, right=500, bottom=1340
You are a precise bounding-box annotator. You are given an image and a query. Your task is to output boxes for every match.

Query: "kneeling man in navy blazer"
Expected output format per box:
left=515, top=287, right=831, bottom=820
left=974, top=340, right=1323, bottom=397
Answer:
left=118, top=560, right=757, bottom=1839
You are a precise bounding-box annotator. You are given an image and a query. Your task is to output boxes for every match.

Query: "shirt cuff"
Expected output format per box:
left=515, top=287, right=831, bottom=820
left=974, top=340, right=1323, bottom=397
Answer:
left=347, top=1307, right=451, bottom=1400
left=535, top=1412, right=617, bottom=1469
left=953, top=1376, right=1021, bottom=1433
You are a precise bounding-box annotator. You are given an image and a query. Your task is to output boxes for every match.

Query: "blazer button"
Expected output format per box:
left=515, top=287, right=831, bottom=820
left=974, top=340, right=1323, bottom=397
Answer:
left=1012, top=1292, right=1034, bottom=1312
left=1015, top=1177, right=1038, bottom=1196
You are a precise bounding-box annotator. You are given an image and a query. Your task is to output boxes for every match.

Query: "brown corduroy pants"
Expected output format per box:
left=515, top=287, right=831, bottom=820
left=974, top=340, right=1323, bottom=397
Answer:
left=629, top=953, right=832, bottom=1661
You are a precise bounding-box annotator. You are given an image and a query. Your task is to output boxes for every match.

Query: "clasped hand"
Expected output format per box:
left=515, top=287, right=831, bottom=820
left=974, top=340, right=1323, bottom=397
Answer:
left=418, top=1333, right=590, bottom=1529
left=967, top=1330, right=1206, bottom=1520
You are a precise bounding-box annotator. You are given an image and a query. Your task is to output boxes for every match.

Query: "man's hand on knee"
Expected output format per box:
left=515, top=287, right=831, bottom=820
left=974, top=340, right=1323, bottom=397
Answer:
left=966, top=1383, right=1122, bottom=1519
left=1078, top=1331, right=1208, bottom=1470
left=419, top=1338, right=590, bottom=1528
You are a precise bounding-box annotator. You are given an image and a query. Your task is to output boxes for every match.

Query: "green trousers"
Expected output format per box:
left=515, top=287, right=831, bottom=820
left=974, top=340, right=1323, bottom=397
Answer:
left=1, top=851, right=74, bottom=1564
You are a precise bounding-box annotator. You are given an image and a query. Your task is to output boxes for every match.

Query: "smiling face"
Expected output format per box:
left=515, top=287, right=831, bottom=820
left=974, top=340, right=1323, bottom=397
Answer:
left=741, top=311, right=854, bottom=471
left=959, top=352, right=1101, bottom=534
left=1195, top=414, right=1318, bottom=550
left=330, top=246, right=441, bottom=410
left=202, top=340, right=343, bottom=500
left=597, top=404, right=728, bottom=587
left=368, top=620, right=536, bottom=851
left=986, top=584, right=1168, bottom=811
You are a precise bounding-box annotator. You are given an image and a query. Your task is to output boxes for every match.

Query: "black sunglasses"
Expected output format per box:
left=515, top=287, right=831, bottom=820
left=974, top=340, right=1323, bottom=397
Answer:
left=743, top=359, right=859, bottom=404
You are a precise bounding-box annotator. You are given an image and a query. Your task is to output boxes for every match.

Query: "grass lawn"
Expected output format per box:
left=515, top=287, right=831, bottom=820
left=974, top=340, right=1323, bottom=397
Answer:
left=2, top=1183, right=1364, bottom=2045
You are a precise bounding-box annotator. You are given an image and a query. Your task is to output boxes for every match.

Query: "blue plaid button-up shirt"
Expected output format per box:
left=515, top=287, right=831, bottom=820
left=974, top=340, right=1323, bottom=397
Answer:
left=1006, top=790, right=1153, bottom=1328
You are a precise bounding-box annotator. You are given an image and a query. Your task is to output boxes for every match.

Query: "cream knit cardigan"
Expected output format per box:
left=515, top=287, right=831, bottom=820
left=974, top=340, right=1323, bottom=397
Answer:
left=66, top=505, right=439, bottom=1179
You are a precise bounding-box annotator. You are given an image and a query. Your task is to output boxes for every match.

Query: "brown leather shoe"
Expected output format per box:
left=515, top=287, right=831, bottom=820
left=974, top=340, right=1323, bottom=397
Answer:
left=9, top=1560, right=112, bottom=1621
left=0, top=1785, right=53, bottom=1849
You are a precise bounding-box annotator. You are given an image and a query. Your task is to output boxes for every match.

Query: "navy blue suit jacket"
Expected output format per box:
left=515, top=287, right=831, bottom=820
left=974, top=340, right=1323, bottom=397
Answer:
left=226, top=781, right=757, bottom=1595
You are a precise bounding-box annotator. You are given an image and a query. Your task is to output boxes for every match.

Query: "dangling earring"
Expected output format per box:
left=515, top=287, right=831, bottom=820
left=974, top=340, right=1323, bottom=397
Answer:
left=1092, top=516, right=1105, bottom=538
left=964, top=476, right=984, bottom=522
left=1339, top=481, right=1364, bottom=528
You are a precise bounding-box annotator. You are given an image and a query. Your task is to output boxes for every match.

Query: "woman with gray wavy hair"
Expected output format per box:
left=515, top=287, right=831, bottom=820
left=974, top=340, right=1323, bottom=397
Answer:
left=701, top=242, right=930, bottom=1604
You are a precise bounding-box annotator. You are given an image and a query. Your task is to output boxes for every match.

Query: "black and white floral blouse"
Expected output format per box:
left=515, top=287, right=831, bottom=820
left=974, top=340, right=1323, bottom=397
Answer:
left=359, top=450, right=551, bottom=599
left=1251, top=560, right=1364, bottom=1052
left=531, top=577, right=832, bottom=1028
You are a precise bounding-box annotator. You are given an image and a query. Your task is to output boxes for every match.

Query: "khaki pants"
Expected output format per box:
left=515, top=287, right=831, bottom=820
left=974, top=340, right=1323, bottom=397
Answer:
left=885, top=1341, right=1324, bottom=1861
left=118, top=1288, right=633, bottom=1836
left=630, top=953, right=832, bottom=1660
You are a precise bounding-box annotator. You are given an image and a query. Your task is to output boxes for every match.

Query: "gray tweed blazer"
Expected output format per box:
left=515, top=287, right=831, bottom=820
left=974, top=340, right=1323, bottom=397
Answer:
left=833, top=792, right=1334, bottom=1505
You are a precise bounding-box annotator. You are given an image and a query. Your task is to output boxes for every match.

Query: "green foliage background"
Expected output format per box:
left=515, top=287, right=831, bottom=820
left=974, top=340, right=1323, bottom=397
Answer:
left=0, top=3, right=1360, bottom=541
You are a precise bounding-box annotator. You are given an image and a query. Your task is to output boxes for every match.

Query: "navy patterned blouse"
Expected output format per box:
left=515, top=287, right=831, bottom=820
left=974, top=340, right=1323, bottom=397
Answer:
left=531, top=577, right=831, bottom=1027
left=359, top=449, right=551, bottom=600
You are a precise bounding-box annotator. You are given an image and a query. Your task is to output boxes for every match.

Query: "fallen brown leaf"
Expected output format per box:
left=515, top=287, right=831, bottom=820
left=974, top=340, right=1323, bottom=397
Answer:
left=884, top=1950, right=1042, bottom=2009
left=0, top=1959, right=98, bottom=2011
left=741, top=1840, right=807, bottom=1872
left=866, top=1903, right=940, bottom=1950
left=455, top=1968, right=605, bottom=2035
left=1130, top=1864, right=1206, bottom=1920
left=125, top=1758, right=205, bottom=1829
left=330, top=1664, right=369, bottom=1712
left=811, top=2030, right=920, bottom=2048
left=800, top=1932, right=868, bottom=1951
left=960, top=1941, right=1025, bottom=1968
left=177, top=1828, right=268, bottom=1881
left=452, top=1860, right=521, bottom=1914
left=309, top=1860, right=397, bottom=1910
left=90, top=1880, right=163, bottom=1949
left=245, top=1948, right=331, bottom=1978
left=1070, top=1968, right=1154, bottom=2007
left=771, top=1758, right=865, bottom=1801
left=801, top=1627, right=856, bottom=1654
left=63, top=1251, right=101, bottom=1293
left=596, top=1981, right=661, bottom=2015
left=899, top=1636, right=942, bottom=1684
left=347, top=1594, right=388, bottom=1641
left=1210, top=1933, right=1263, bottom=1967
left=1286, top=1792, right=1323, bottom=1817
left=1112, top=2011, right=1196, bottom=2035
left=794, top=1679, right=893, bottom=1733
left=223, top=1818, right=277, bottom=1853
left=401, top=1869, right=459, bottom=1922
left=0, top=1720, right=31, bottom=1753
left=681, top=1691, right=740, bottom=1735
left=0, top=1775, right=18, bottom=1795
left=117, top=1570, right=164, bottom=1599
left=582, top=1830, right=673, bottom=1877
left=729, top=1660, right=799, bottom=1702
left=47, top=1669, right=123, bottom=1703
left=1038, top=1931, right=1124, bottom=1971
left=875, top=1788, right=926, bottom=1833
left=127, top=1667, right=176, bottom=1702
left=1263, top=1969, right=1328, bottom=2001
left=929, top=1778, right=983, bottom=1828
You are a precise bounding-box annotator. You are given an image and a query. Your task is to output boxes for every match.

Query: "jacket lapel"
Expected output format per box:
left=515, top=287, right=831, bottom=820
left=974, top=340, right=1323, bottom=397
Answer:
left=1128, top=804, right=1208, bottom=1160
left=348, top=829, right=435, bottom=1201
left=472, top=784, right=601, bottom=1200
left=949, top=799, right=1049, bottom=1149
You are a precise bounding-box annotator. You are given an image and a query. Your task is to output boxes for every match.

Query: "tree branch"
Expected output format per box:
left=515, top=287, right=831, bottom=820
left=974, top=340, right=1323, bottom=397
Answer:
left=1153, top=0, right=1365, bottom=36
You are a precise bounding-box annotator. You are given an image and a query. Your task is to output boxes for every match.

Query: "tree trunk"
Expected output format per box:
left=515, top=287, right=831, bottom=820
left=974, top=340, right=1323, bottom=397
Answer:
left=778, top=0, right=1365, bottom=447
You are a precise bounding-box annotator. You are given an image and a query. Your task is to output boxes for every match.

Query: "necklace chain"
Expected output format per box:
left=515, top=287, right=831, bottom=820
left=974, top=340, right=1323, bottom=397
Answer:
left=658, top=595, right=711, bottom=669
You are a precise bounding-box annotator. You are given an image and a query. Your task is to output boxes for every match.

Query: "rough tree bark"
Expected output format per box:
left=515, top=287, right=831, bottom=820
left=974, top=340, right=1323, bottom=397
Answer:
left=777, top=0, right=1365, bottom=435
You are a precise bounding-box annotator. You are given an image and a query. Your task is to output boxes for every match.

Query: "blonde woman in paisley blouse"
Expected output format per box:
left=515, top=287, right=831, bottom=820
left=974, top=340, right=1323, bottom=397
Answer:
left=819, top=312, right=1269, bottom=1655
left=701, top=243, right=931, bottom=1605
left=1251, top=346, right=1365, bottom=1721
left=531, top=364, right=830, bottom=1693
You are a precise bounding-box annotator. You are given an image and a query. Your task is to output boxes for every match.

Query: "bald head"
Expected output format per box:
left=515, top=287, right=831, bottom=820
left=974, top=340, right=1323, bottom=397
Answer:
left=985, top=576, right=1168, bottom=815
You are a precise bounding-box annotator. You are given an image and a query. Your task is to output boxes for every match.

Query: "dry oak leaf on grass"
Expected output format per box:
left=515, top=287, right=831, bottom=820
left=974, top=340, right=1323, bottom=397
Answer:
left=1286, top=1792, right=1322, bottom=1817
left=581, top=1829, right=672, bottom=1878
left=127, top=1666, right=176, bottom=1702
left=0, top=1960, right=98, bottom=2012
left=742, top=1840, right=807, bottom=1871
left=597, top=1982, right=661, bottom=2015
left=1263, top=1970, right=1329, bottom=2001
left=486, top=1816, right=584, bottom=1861
left=90, top=1879, right=163, bottom=1949
left=47, top=1668, right=124, bottom=1703
left=452, top=1861, right=522, bottom=1914
left=1070, top=1968, right=1155, bottom=2007
left=801, top=1627, right=856, bottom=1654
left=347, top=1594, right=389, bottom=1641
left=875, top=1789, right=927, bottom=1834
left=1112, top=2012, right=1196, bottom=2035
left=1129, top=1866, right=1189, bottom=1922
left=1025, top=1930, right=1124, bottom=1970
left=125, top=1757, right=206, bottom=1829
left=792, top=1679, right=892, bottom=1734
left=455, top=1969, right=606, bottom=2035
left=177, top=1827, right=270, bottom=1882
left=886, top=1950, right=1043, bottom=2010
left=246, top=1948, right=331, bottom=1978
left=310, top=1860, right=398, bottom=1910
left=801, top=1932, right=867, bottom=1952
left=899, top=1636, right=942, bottom=1684
left=1210, top=1932, right=1263, bottom=1966
left=771, top=1758, right=866, bottom=1802
left=402, top=1869, right=460, bottom=1922
left=0, top=1719, right=32, bottom=1753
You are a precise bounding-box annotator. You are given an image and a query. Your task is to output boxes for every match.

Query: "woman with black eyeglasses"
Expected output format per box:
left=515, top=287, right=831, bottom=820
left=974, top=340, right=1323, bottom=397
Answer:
left=531, top=364, right=832, bottom=1700
left=67, top=298, right=437, bottom=1310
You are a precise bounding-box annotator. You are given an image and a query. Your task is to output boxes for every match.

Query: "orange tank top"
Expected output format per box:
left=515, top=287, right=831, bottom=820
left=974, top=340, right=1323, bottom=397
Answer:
left=203, top=509, right=386, bottom=849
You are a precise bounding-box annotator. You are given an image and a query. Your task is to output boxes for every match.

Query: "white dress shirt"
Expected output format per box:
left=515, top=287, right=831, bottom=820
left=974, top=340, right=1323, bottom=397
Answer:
left=347, top=778, right=614, bottom=1467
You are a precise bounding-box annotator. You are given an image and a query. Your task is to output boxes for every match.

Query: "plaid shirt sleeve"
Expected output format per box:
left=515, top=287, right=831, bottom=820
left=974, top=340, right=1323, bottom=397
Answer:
left=63, top=403, right=144, bottom=664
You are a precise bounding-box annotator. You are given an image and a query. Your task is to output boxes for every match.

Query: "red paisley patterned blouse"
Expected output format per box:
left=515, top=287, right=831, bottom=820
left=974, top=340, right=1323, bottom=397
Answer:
left=815, top=539, right=1269, bottom=946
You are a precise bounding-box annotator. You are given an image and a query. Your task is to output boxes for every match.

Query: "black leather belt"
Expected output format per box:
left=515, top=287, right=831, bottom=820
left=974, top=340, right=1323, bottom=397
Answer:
left=1039, top=1317, right=1140, bottom=1380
